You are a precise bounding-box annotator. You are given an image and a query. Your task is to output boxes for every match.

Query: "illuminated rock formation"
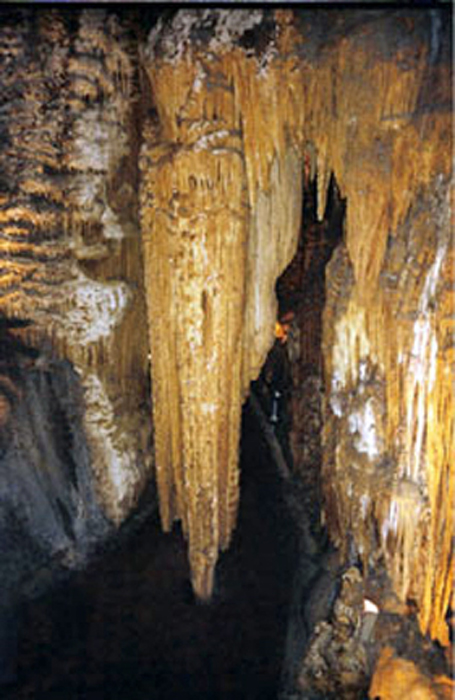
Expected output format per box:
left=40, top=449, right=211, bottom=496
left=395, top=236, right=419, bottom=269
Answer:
left=140, top=10, right=305, bottom=598
left=141, top=9, right=453, bottom=629
left=369, top=646, right=454, bottom=700
left=0, top=7, right=452, bottom=648
left=316, top=20, right=453, bottom=645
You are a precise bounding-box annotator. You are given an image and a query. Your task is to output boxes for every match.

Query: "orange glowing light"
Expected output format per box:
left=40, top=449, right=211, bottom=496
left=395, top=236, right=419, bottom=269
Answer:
left=275, top=322, right=287, bottom=342
left=275, top=312, right=294, bottom=343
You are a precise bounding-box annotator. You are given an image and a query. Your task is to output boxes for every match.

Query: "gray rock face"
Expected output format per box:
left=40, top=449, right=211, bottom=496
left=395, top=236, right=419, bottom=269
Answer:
left=0, top=347, right=119, bottom=685
left=0, top=359, right=110, bottom=607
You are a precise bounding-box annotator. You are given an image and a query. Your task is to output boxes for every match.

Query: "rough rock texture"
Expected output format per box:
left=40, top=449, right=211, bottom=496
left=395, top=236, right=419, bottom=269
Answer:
left=0, top=9, right=152, bottom=525
left=318, top=18, right=453, bottom=645
left=369, top=646, right=454, bottom=700
left=277, top=174, right=345, bottom=534
left=140, top=10, right=305, bottom=598
left=0, top=7, right=452, bottom=655
left=295, top=566, right=371, bottom=700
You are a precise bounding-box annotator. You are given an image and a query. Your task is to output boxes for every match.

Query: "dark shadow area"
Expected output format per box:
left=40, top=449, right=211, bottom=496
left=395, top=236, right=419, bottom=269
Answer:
left=269, top=169, right=347, bottom=698
left=5, top=403, right=297, bottom=700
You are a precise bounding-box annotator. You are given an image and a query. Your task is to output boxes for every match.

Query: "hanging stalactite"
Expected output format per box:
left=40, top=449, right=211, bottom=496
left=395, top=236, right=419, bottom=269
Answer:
left=0, top=7, right=451, bottom=646
left=139, top=10, right=306, bottom=598
left=141, top=8, right=453, bottom=640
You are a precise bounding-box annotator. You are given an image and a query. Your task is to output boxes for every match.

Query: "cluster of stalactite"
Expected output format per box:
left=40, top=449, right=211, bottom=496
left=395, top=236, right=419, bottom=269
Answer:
left=0, top=7, right=452, bottom=645
left=144, top=8, right=453, bottom=636
left=316, top=26, right=453, bottom=645
left=139, top=10, right=306, bottom=598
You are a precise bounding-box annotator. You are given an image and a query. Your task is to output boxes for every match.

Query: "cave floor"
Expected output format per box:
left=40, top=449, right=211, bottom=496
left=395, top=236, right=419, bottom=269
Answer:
left=9, top=406, right=297, bottom=700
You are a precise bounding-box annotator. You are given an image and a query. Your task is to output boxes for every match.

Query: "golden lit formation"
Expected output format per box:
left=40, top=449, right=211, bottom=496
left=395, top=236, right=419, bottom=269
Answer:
left=140, top=12, right=305, bottom=598
left=141, top=9, right=453, bottom=643
left=0, top=9, right=452, bottom=651
left=0, top=10, right=151, bottom=522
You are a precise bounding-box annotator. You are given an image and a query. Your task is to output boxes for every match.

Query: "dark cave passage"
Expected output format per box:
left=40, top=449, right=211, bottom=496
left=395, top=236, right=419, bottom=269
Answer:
left=6, top=404, right=298, bottom=700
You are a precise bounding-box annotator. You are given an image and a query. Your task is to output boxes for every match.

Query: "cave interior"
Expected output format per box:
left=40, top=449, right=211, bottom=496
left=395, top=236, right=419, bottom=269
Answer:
left=0, top=6, right=453, bottom=700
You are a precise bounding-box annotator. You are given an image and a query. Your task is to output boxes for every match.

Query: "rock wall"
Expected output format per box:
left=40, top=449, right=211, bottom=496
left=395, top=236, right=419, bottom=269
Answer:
left=0, top=9, right=152, bottom=525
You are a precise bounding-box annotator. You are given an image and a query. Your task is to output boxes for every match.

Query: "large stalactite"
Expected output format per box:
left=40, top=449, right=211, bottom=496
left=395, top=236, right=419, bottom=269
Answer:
left=139, top=10, right=305, bottom=598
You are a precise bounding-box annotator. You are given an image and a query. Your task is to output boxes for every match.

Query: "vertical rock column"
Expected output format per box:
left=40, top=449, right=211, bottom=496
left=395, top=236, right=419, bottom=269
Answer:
left=140, top=10, right=305, bottom=598
left=61, top=9, right=152, bottom=523
left=313, top=14, right=453, bottom=644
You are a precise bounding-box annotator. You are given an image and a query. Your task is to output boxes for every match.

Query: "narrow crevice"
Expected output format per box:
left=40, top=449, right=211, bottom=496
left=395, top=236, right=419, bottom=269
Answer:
left=249, top=170, right=345, bottom=696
